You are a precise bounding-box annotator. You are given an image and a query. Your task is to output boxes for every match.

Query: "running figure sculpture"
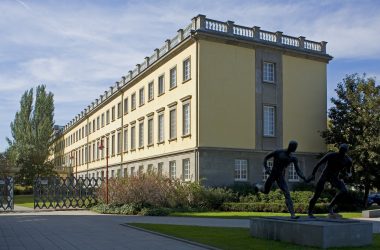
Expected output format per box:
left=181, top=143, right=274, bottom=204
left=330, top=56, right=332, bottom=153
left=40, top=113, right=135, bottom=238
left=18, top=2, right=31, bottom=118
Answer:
left=307, top=144, right=353, bottom=218
left=259, top=141, right=307, bottom=219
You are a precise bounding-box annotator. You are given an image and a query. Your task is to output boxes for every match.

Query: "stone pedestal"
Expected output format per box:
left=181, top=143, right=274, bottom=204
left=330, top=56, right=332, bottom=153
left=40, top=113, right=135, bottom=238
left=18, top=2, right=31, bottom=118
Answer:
left=362, top=209, right=380, bottom=218
left=250, top=217, right=372, bottom=248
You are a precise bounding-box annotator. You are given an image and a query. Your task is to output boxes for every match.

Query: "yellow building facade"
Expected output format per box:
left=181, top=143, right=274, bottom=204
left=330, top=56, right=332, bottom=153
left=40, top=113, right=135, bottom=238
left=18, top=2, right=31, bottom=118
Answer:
left=51, top=15, right=332, bottom=186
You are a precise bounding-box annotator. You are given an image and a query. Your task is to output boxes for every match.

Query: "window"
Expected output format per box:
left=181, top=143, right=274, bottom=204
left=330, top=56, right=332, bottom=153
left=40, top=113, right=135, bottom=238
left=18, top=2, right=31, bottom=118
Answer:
left=106, top=110, right=110, bottom=124
left=147, top=164, right=153, bottom=173
left=288, top=163, right=300, bottom=182
left=148, top=118, right=153, bottom=145
left=123, top=129, right=128, bottom=151
left=117, top=131, right=122, bottom=154
left=131, top=93, right=136, bottom=110
left=263, top=106, right=275, bottom=136
left=262, top=160, right=273, bottom=181
left=116, top=169, right=121, bottom=177
left=130, top=167, right=135, bottom=176
left=170, top=66, right=177, bottom=89
left=97, top=141, right=100, bottom=160
left=88, top=145, right=91, bottom=162
left=111, top=170, right=114, bottom=178
left=139, top=122, right=144, bottom=148
left=101, top=113, right=105, bottom=127
left=111, top=106, right=115, bottom=121
left=123, top=168, right=128, bottom=177
left=263, top=62, right=275, bottom=83
left=79, top=129, right=81, bottom=140
left=97, top=116, right=100, bottom=130
left=183, top=159, right=190, bottom=181
left=92, top=119, right=95, bottom=132
left=111, top=134, right=115, bottom=156
left=138, top=165, right=144, bottom=175
left=169, top=161, right=176, bottom=179
left=158, top=162, right=163, bottom=176
left=139, top=87, right=145, bottom=106
left=92, top=142, right=95, bottom=162
left=89, top=121, right=92, bottom=134
left=158, top=113, right=164, bottom=143
left=131, top=126, right=136, bottom=150
left=124, top=98, right=128, bottom=114
left=158, top=75, right=165, bottom=95
left=183, top=58, right=191, bottom=81
left=234, top=159, right=248, bottom=181
left=169, top=109, right=177, bottom=139
left=148, top=81, right=154, bottom=101
left=117, top=102, right=122, bottom=118
left=183, top=103, right=190, bottom=135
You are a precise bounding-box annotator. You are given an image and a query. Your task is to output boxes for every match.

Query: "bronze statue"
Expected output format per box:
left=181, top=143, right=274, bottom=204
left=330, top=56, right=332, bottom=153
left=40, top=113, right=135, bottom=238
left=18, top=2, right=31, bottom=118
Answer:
left=257, top=141, right=307, bottom=219
left=307, top=144, right=353, bottom=218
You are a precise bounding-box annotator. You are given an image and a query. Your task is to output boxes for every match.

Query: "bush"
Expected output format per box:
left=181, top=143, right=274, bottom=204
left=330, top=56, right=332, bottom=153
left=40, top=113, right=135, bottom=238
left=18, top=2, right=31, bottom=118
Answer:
left=14, top=185, right=33, bottom=195
left=91, top=203, right=140, bottom=215
left=138, top=207, right=172, bottom=216
left=221, top=202, right=328, bottom=213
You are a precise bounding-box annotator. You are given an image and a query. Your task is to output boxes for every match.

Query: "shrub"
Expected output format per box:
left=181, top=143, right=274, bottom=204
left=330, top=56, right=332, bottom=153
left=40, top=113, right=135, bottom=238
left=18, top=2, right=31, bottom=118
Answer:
left=138, top=207, right=172, bottom=216
left=221, top=202, right=328, bottom=213
left=14, top=185, right=33, bottom=195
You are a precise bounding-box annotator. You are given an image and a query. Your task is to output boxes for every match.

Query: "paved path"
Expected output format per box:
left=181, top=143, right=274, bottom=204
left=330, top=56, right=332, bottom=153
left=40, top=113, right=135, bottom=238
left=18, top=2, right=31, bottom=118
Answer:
left=0, top=209, right=249, bottom=250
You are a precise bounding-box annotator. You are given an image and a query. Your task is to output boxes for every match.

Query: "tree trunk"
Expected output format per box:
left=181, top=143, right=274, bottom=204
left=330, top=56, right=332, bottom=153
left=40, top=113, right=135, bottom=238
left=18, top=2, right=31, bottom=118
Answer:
left=364, top=182, right=370, bottom=208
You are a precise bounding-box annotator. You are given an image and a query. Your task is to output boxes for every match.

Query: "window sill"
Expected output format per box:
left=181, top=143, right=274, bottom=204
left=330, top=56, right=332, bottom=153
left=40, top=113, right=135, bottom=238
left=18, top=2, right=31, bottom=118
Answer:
left=263, top=135, right=276, bottom=138
left=158, top=92, right=165, bottom=97
left=234, top=179, right=248, bottom=182
left=130, top=149, right=136, bottom=152
left=138, top=146, right=144, bottom=150
left=131, top=108, right=136, bottom=111
left=147, top=144, right=154, bottom=148
left=263, top=80, right=275, bottom=84
left=168, top=138, right=177, bottom=142
left=288, top=179, right=300, bottom=183
left=157, top=141, right=165, bottom=145
left=181, top=134, right=191, bottom=138
left=182, top=78, right=191, bottom=84
left=169, top=85, right=177, bottom=91
left=148, top=98, right=154, bottom=102
left=139, top=103, right=145, bottom=107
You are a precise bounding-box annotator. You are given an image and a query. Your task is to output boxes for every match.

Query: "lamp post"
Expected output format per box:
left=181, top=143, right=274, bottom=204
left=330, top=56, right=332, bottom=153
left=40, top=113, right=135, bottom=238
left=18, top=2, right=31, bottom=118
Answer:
left=98, top=139, right=109, bottom=204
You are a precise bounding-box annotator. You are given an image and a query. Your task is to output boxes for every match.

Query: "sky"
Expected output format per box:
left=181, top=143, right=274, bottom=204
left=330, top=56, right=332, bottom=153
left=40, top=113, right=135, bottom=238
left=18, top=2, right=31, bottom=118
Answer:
left=0, top=0, right=379, bottom=152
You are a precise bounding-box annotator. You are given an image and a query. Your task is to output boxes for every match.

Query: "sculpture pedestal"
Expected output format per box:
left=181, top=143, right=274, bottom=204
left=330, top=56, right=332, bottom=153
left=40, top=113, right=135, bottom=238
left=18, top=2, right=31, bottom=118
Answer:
left=250, top=217, right=372, bottom=248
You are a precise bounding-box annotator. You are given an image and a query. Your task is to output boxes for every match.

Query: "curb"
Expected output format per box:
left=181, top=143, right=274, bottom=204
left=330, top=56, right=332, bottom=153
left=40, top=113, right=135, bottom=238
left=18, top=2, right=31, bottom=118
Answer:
left=122, top=223, right=221, bottom=250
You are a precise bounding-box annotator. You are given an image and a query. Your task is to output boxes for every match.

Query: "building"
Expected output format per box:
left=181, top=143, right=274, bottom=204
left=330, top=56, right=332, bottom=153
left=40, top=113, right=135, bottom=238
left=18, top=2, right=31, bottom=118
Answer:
left=51, top=14, right=332, bottom=186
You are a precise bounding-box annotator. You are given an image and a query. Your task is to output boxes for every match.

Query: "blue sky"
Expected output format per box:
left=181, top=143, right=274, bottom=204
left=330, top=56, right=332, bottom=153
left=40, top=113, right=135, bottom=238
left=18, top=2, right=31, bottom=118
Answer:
left=1, top=0, right=379, bottom=152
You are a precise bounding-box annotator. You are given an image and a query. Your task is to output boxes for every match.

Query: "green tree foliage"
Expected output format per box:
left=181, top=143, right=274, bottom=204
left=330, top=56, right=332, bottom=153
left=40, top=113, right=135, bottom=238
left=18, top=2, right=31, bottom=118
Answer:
left=7, top=85, right=57, bottom=185
left=322, top=74, right=380, bottom=205
left=0, top=151, right=13, bottom=178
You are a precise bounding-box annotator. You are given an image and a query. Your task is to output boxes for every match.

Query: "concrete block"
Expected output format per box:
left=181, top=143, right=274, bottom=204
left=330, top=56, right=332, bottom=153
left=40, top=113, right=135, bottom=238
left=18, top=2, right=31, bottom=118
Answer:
left=250, top=217, right=372, bottom=248
left=362, top=209, right=380, bottom=218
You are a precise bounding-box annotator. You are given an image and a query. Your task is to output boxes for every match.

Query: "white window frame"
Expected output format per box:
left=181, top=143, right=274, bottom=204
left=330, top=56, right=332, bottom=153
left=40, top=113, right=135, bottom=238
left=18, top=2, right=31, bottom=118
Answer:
left=158, top=113, right=164, bottom=143
left=131, top=93, right=136, bottom=110
left=288, top=163, right=300, bottom=182
left=183, top=103, right=190, bottom=136
left=123, top=129, right=128, bottom=152
left=170, top=66, right=177, bottom=89
left=263, top=62, right=275, bottom=83
left=234, top=159, right=248, bottom=181
left=169, top=161, right=176, bottom=179
left=183, top=159, right=190, bottom=181
left=139, top=87, right=145, bottom=106
left=148, top=118, right=153, bottom=145
left=263, top=106, right=275, bottom=137
left=183, top=58, right=191, bottom=81
left=262, top=160, right=273, bottom=181
left=131, top=126, right=136, bottom=150
left=158, top=75, right=165, bottom=95
left=148, top=81, right=154, bottom=101
left=169, top=109, right=177, bottom=140
left=138, top=122, right=144, bottom=148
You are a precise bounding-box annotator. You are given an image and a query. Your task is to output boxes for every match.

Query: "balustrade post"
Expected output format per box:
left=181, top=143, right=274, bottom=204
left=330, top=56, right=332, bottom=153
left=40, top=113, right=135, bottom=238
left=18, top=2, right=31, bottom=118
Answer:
left=227, top=20, right=234, bottom=35
left=275, top=31, right=283, bottom=44
left=320, top=41, right=327, bottom=53
left=136, top=64, right=141, bottom=74
left=122, top=76, right=126, bottom=85
left=154, top=48, right=159, bottom=59
left=298, top=36, right=305, bottom=49
left=177, top=29, right=184, bottom=41
left=253, top=26, right=261, bottom=40
left=165, top=39, right=171, bottom=51
left=145, top=56, right=150, bottom=67
left=129, top=70, right=133, bottom=79
left=192, top=14, right=206, bottom=30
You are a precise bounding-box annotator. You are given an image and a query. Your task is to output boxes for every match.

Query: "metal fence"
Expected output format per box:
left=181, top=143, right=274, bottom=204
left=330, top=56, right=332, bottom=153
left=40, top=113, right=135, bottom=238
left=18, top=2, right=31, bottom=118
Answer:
left=34, top=177, right=101, bottom=209
left=0, top=177, right=14, bottom=211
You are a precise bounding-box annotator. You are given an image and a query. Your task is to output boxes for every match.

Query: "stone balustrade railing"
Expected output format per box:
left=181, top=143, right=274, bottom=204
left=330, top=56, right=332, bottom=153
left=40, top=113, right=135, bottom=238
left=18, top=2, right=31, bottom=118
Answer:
left=63, top=14, right=329, bottom=132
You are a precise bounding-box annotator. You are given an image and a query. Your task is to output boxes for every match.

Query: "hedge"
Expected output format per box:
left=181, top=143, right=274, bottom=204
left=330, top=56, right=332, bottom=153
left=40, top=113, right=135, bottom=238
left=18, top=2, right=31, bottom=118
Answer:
left=221, top=202, right=329, bottom=213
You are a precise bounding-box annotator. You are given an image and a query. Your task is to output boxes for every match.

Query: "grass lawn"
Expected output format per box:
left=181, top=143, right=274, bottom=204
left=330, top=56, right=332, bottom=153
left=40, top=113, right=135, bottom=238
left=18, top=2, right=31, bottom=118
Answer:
left=170, top=211, right=362, bottom=219
left=14, top=195, right=34, bottom=208
left=129, top=223, right=380, bottom=250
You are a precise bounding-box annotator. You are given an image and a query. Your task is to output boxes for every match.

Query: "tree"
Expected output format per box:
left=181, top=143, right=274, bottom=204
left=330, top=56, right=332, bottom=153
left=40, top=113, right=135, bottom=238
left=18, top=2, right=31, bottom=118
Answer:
left=0, top=151, right=13, bottom=178
left=7, top=85, right=57, bottom=185
left=322, top=74, right=380, bottom=206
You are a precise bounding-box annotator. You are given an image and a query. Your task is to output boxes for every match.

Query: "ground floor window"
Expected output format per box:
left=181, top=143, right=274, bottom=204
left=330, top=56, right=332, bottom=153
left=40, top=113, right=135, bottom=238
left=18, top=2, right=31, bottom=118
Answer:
left=288, top=163, right=300, bottom=182
left=234, top=159, right=247, bottom=181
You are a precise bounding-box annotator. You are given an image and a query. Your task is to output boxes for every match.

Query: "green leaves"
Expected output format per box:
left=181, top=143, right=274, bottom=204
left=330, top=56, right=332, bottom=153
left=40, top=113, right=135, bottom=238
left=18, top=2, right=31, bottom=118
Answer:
left=7, top=85, right=56, bottom=185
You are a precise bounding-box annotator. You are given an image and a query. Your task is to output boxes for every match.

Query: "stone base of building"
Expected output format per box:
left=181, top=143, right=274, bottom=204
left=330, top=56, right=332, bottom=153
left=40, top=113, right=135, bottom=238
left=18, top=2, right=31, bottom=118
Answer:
left=250, top=217, right=372, bottom=248
left=362, top=209, right=380, bottom=218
